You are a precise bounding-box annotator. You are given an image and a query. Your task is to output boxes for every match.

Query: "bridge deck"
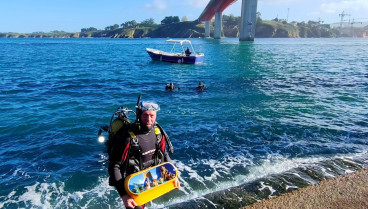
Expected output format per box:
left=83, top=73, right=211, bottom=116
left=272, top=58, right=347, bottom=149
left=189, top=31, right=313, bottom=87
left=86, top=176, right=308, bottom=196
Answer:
left=199, top=0, right=237, bottom=21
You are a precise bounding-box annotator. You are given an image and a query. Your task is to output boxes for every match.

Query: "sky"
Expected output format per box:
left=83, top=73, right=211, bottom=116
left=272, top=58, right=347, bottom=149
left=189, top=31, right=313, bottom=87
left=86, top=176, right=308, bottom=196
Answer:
left=0, top=0, right=367, bottom=33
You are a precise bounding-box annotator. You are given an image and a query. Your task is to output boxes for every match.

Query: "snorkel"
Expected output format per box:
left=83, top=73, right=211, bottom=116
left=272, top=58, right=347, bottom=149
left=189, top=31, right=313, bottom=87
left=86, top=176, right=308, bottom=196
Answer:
left=135, top=95, right=142, bottom=123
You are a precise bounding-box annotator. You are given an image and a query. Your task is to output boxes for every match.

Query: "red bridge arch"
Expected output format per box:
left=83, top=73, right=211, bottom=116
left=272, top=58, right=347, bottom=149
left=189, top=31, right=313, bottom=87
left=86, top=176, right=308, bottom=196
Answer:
left=198, top=0, right=237, bottom=21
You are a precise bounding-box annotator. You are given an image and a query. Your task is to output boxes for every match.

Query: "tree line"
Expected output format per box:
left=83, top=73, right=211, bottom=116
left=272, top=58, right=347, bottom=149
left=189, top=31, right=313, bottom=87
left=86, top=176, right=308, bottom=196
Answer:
left=221, top=13, right=344, bottom=38
left=81, top=16, right=182, bottom=33
left=3, top=14, right=365, bottom=38
left=81, top=13, right=358, bottom=38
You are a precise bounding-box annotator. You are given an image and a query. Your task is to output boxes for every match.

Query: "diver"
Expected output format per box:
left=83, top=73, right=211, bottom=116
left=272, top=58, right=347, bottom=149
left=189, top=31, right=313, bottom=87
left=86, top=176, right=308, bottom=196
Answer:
left=108, top=99, right=180, bottom=209
left=165, top=82, right=180, bottom=91
left=165, top=82, right=175, bottom=91
left=196, top=81, right=206, bottom=91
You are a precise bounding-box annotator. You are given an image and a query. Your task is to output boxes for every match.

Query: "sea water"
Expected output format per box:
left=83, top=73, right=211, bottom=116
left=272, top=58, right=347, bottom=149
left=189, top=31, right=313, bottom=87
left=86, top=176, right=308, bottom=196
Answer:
left=0, top=38, right=367, bottom=208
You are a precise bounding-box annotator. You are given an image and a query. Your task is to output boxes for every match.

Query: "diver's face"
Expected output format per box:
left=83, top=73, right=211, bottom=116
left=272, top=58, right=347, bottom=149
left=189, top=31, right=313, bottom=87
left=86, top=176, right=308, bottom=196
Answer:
left=141, top=111, right=157, bottom=127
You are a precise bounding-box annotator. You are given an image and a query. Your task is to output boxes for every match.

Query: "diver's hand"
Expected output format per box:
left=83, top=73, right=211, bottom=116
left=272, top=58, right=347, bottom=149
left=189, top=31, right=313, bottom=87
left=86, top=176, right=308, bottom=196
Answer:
left=122, top=195, right=137, bottom=208
left=174, top=178, right=180, bottom=189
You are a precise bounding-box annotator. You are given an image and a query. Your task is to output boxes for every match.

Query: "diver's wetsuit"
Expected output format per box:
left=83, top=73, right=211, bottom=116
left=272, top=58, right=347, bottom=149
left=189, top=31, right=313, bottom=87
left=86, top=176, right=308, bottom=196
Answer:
left=108, top=123, right=171, bottom=208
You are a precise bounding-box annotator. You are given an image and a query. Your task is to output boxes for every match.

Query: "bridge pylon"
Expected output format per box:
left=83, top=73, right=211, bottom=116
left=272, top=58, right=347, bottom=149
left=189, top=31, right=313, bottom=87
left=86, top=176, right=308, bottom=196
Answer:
left=214, top=12, right=223, bottom=39
left=239, top=0, right=258, bottom=41
left=205, top=21, right=210, bottom=37
left=198, top=0, right=258, bottom=41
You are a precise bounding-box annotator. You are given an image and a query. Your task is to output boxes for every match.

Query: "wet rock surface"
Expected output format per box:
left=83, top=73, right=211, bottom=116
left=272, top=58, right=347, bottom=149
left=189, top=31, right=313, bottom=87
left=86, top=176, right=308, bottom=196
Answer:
left=168, top=157, right=368, bottom=209
left=245, top=168, right=368, bottom=209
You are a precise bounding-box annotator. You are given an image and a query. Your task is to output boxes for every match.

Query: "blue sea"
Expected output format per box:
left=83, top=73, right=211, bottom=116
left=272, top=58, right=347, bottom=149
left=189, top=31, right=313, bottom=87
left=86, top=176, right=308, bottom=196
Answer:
left=0, top=38, right=367, bottom=208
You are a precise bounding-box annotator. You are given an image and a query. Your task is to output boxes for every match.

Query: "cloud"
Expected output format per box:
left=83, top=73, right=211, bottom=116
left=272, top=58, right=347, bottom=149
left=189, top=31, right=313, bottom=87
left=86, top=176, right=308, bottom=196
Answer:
left=183, top=0, right=209, bottom=9
left=259, top=0, right=306, bottom=4
left=319, top=0, right=368, bottom=15
left=145, top=0, right=167, bottom=10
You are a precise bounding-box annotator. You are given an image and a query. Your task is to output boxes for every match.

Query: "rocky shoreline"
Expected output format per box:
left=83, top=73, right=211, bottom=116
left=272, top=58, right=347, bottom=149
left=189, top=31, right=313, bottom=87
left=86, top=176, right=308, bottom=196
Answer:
left=167, top=156, right=367, bottom=209
left=244, top=168, right=368, bottom=209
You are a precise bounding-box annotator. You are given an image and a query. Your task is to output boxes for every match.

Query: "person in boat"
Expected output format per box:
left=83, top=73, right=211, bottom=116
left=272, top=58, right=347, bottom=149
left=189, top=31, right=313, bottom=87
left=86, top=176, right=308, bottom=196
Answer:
left=185, top=46, right=191, bottom=56
left=108, top=101, right=180, bottom=209
left=196, top=81, right=206, bottom=91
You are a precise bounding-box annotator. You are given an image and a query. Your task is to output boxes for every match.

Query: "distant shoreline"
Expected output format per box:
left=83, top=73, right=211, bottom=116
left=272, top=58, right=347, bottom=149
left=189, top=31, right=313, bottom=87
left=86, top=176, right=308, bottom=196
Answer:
left=2, top=18, right=367, bottom=39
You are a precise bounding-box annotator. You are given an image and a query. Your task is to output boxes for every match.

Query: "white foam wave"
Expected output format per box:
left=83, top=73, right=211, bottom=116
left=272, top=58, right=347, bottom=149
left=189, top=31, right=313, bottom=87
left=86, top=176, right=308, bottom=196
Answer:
left=162, top=151, right=368, bottom=208
left=259, top=181, right=276, bottom=197
left=285, top=185, right=298, bottom=190
left=320, top=168, right=336, bottom=178
left=1, top=176, right=119, bottom=209
left=1, top=151, right=366, bottom=208
left=18, top=183, right=51, bottom=209
left=12, top=168, right=30, bottom=178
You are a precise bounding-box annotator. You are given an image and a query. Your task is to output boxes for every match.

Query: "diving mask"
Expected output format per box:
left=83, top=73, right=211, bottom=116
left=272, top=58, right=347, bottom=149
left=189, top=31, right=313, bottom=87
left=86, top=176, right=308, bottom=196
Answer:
left=138, top=101, right=160, bottom=112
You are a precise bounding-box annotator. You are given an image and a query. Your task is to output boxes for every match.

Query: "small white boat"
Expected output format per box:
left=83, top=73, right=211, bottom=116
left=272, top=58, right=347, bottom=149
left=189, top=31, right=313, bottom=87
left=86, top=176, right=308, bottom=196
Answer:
left=146, top=39, right=204, bottom=64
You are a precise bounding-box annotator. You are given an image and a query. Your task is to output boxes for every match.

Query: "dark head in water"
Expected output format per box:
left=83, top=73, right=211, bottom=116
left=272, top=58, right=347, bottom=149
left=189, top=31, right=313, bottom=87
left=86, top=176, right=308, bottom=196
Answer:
left=196, top=82, right=206, bottom=91
left=165, top=83, right=175, bottom=91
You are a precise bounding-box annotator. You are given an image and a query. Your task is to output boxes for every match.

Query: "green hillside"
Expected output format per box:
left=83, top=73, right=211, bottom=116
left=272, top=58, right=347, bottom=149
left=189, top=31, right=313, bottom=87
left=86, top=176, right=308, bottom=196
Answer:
left=2, top=15, right=364, bottom=38
left=256, top=20, right=299, bottom=38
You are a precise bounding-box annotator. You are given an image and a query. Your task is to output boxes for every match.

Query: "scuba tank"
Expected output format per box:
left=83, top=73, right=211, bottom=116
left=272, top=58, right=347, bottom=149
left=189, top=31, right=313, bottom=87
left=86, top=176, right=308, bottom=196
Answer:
left=97, top=95, right=174, bottom=155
